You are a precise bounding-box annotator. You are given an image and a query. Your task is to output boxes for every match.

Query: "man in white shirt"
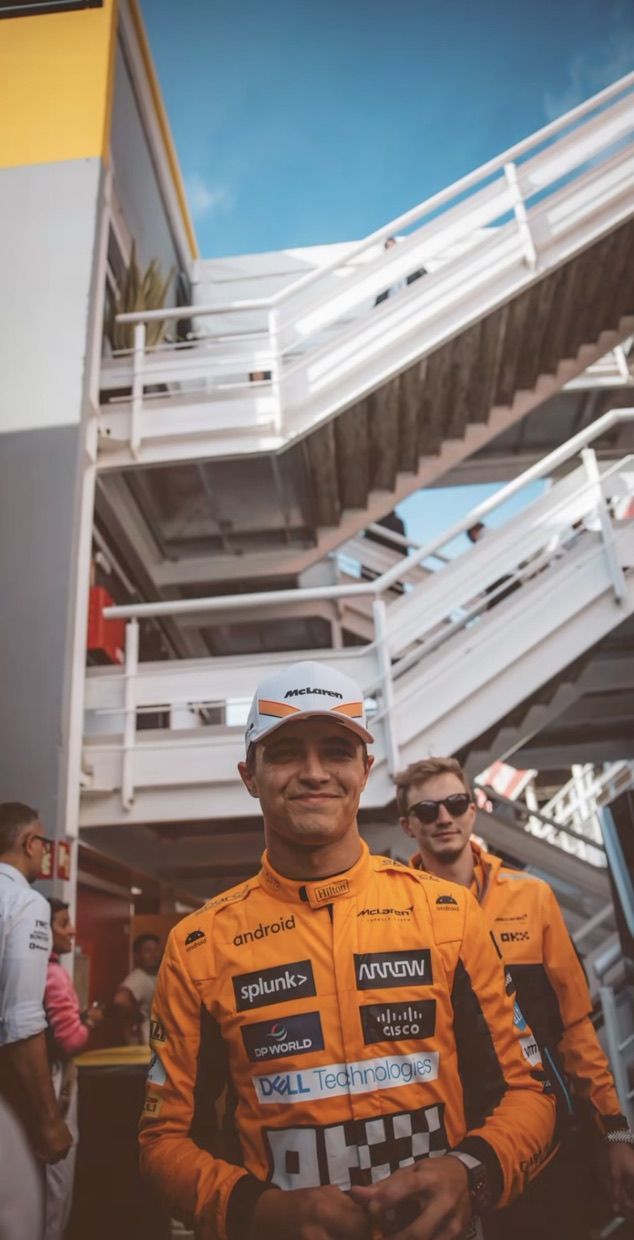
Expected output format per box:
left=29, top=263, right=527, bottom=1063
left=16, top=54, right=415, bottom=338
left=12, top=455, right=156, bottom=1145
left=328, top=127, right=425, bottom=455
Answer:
left=113, top=933, right=161, bottom=1044
left=0, top=801, right=72, bottom=1165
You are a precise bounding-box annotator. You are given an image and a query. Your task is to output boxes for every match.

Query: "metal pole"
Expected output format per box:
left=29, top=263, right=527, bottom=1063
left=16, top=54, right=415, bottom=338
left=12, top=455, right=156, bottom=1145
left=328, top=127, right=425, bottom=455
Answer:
left=504, top=161, right=538, bottom=271
left=268, top=306, right=283, bottom=436
left=572, top=903, right=614, bottom=947
left=599, top=807, right=634, bottom=937
left=131, top=322, right=146, bottom=460
left=599, top=985, right=634, bottom=1128
left=581, top=447, right=627, bottom=602
left=372, top=599, right=399, bottom=775
left=121, top=620, right=139, bottom=810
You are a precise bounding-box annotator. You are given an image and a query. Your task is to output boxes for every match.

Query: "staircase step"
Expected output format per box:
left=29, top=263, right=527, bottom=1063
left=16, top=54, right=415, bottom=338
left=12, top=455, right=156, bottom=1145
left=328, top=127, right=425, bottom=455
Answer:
left=441, top=322, right=482, bottom=439
left=494, top=284, right=535, bottom=407
left=305, top=420, right=340, bottom=526
left=369, top=379, right=400, bottom=490
left=514, top=277, right=559, bottom=391
left=467, top=304, right=509, bottom=424
left=541, top=259, right=585, bottom=375
left=576, top=229, right=622, bottom=347
left=398, top=361, right=426, bottom=472
left=335, top=402, right=370, bottom=509
left=417, top=346, right=449, bottom=455
left=608, top=218, right=634, bottom=324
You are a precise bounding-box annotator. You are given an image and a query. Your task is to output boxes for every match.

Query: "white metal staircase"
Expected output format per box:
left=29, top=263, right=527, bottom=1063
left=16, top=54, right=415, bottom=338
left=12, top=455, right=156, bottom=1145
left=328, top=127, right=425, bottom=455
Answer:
left=81, top=409, right=634, bottom=830
left=97, top=73, right=634, bottom=534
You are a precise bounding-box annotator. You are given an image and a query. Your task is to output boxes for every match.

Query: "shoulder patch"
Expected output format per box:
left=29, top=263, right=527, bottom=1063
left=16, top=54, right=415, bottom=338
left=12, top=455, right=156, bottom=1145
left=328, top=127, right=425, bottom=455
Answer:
left=498, top=869, right=540, bottom=884
left=374, top=854, right=441, bottom=885
left=374, top=855, right=410, bottom=873
left=200, top=883, right=252, bottom=913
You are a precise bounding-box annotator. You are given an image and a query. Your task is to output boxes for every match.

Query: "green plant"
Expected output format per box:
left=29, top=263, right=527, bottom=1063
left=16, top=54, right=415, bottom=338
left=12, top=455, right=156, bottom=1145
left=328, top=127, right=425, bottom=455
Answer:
left=106, top=243, right=175, bottom=351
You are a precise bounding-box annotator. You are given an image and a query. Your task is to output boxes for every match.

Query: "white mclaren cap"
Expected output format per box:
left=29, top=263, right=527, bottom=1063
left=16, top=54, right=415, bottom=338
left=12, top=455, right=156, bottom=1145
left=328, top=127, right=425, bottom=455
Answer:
left=245, top=660, right=374, bottom=751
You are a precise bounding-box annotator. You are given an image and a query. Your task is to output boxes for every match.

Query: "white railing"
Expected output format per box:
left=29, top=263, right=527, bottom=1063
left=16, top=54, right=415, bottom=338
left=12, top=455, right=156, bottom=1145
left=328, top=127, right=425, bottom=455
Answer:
left=566, top=340, right=633, bottom=390
left=99, top=74, right=634, bottom=459
left=103, top=406, right=634, bottom=625
left=475, top=784, right=607, bottom=867
left=85, top=409, right=634, bottom=819
left=542, top=761, right=634, bottom=839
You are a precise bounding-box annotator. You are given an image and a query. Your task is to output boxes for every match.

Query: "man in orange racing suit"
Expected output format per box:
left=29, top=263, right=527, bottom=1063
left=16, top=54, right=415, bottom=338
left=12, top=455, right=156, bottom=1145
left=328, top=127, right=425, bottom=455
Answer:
left=397, top=754, right=634, bottom=1239
left=140, top=661, right=555, bottom=1240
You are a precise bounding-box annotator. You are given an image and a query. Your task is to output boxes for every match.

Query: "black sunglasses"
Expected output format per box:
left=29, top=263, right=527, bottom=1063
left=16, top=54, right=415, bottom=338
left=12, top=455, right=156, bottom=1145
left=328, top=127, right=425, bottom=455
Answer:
left=406, top=793, right=472, bottom=824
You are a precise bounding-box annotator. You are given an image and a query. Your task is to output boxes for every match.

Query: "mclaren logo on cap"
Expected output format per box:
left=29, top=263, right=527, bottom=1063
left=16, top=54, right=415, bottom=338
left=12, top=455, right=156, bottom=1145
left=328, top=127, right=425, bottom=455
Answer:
left=284, top=687, right=344, bottom=699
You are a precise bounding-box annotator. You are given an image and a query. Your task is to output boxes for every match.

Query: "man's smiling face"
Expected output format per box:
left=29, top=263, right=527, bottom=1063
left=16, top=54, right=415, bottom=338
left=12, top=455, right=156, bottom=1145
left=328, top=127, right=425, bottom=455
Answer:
left=239, top=717, right=372, bottom=851
left=400, top=771, right=475, bottom=865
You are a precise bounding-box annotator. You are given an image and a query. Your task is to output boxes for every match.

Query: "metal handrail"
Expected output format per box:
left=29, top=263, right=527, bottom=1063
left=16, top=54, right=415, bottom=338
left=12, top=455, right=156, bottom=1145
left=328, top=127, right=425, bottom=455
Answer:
left=103, top=406, right=634, bottom=620
left=475, top=783, right=606, bottom=850
left=543, top=761, right=634, bottom=823
left=115, top=71, right=634, bottom=327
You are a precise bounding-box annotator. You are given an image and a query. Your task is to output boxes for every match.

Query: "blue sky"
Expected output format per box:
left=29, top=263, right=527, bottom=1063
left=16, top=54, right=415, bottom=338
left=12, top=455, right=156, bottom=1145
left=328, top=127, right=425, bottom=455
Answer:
left=141, top=0, right=633, bottom=259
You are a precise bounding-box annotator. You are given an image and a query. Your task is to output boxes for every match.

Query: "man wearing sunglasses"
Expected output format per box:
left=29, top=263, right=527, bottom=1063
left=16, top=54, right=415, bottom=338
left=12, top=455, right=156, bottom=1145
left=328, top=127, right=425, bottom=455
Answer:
left=396, top=756, right=634, bottom=1238
left=0, top=802, right=72, bottom=1173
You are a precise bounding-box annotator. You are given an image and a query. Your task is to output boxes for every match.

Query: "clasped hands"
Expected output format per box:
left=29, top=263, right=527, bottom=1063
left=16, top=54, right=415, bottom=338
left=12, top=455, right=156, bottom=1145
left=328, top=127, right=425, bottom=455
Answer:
left=249, top=1154, right=471, bottom=1240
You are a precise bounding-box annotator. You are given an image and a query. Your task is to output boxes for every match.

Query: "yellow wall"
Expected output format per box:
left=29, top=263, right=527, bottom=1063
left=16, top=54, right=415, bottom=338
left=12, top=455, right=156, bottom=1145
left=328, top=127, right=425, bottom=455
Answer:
left=0, top=0, right=117, bottom=169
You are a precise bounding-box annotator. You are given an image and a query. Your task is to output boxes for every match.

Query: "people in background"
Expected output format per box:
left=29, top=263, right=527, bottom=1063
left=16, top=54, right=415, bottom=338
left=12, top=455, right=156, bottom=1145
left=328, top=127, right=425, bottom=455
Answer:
left=139, top=660, right=554, bottom=1240
left=374, top=235, right=426, bottom=306
left=395, top=755, right=634, bottom=1238
left=43, top=897, right=103, bottom=1240
left=0, top=802, right=72, bottom=1170
left=467, top=520, right=522, bottom=609
left=0, top=1095, right=44, bottom=1240
left=362, top=510, right=408, bottom=594
left=113, top=933, right=161, bottom=1044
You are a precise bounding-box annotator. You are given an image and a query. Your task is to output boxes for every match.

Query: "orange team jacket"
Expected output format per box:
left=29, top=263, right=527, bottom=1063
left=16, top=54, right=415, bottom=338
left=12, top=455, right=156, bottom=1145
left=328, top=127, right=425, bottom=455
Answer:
left=411, top=841, right=626, bottom=1134
left=139, top=843, right=555, bottom=1239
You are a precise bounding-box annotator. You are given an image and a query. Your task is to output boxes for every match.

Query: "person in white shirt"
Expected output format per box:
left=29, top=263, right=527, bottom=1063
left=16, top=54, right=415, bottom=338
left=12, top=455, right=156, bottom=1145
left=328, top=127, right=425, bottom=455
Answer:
left=0, top=1095, right=44, bottom=1240
left=0, top=802, right=72, bottom=1168
left=113, top=933, right=161, bottom=1044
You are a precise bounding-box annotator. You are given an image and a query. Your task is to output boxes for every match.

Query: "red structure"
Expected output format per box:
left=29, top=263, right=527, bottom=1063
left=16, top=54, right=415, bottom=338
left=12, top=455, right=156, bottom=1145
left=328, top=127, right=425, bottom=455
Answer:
left=87, top=586, right=125, bottom=664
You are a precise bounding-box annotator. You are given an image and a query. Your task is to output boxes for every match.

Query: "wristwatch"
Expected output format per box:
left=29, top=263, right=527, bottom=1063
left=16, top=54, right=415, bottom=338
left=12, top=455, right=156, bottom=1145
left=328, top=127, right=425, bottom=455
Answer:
left=606, top=1129, right=634, bottom=1146
left=446, top=1151, right=493, bottom=1214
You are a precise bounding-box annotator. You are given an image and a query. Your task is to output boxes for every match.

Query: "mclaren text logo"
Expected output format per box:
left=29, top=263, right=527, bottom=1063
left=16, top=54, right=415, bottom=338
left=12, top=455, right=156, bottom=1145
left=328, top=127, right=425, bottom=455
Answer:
left=233, top=960, right=316, bottom=1011
left=242, top=1011, right=324, bottom=1063
left=233, top=915, right=295, bottom=947
left=355, top=949, right=432, bottom=990
left=253, top=1051, right=440, bottom=1104
left=284, top=687, right=343, bottom=699
left=357, top=905, right=413, bottom=920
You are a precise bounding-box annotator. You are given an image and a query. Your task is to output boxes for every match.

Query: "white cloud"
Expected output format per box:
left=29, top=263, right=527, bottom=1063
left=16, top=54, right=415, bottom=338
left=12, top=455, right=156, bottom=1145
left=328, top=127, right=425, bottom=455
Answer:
left=185, top=175, right=233, bottom=220
left=544, top=26, right=634, bottom=120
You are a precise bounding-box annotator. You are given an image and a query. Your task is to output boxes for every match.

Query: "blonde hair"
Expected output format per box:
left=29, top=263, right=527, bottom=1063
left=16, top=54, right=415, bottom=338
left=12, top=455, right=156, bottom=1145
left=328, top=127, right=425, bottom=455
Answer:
left=394, top=757, right=471, bottom=816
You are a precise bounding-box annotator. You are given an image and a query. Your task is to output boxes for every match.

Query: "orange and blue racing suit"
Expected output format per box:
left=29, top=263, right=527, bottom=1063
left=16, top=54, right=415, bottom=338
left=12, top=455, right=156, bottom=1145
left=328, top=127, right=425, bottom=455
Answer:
left=139, top=843, right=555, bottom=1238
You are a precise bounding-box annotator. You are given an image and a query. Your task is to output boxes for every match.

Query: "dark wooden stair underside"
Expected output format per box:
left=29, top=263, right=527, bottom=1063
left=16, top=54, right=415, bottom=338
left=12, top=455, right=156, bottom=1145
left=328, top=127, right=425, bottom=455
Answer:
left=302, top=218, right=634, bottom=526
